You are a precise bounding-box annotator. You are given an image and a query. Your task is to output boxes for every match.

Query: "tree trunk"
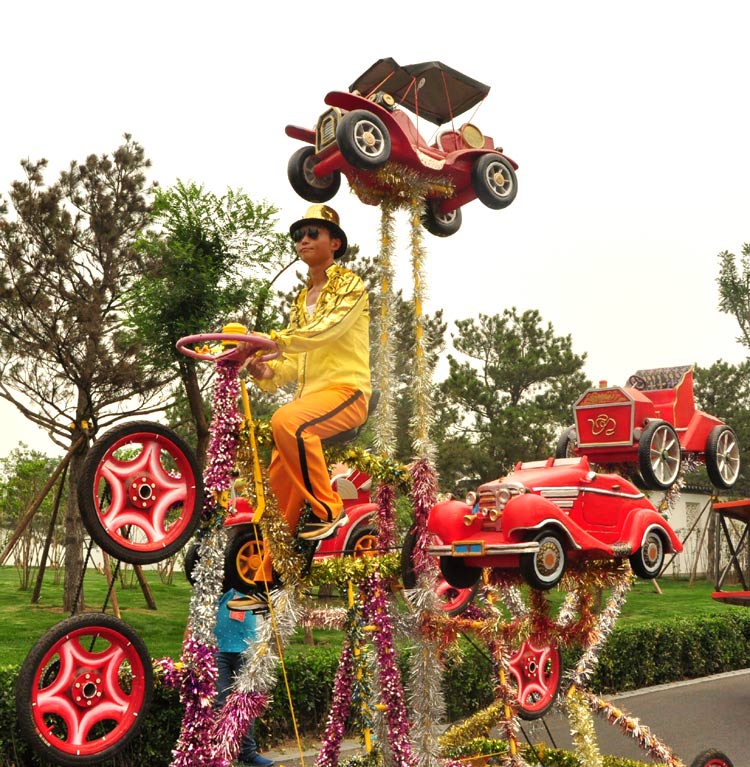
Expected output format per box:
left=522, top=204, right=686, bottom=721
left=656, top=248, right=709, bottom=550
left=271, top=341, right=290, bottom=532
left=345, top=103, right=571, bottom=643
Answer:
left=62, top=447, right=87, bottom=613
left=184, top=364, right=210, bottom=467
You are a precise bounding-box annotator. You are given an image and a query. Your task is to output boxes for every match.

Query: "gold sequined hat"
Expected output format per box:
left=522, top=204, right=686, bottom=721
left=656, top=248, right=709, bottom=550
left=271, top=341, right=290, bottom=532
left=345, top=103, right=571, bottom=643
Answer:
left=290, top=204, right=348, bottom=259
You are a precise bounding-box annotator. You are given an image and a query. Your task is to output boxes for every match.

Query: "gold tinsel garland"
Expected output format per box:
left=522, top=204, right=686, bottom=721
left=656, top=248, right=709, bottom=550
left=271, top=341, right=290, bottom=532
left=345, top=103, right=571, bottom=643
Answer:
left=408, top=194, right=434, bottom=459
left=347, top=163, right=454, bottom=208
left=579, top=689, right=686, bottom=767
left=308, top=553, right=402, bottom=588
left=565, top=688, right=604, bottom=767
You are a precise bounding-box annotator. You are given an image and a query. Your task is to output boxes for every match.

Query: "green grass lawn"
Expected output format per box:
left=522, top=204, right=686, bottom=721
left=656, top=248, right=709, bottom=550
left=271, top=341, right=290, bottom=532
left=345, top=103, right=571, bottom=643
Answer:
left=0, top=565, right=192, bottom=666
left=0, top=565, right=745, bottom=667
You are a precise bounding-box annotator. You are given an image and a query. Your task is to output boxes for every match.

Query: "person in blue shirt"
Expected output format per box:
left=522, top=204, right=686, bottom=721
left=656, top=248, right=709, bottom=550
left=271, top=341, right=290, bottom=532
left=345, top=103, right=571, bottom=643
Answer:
left=214, top=589, right=274, bottom=767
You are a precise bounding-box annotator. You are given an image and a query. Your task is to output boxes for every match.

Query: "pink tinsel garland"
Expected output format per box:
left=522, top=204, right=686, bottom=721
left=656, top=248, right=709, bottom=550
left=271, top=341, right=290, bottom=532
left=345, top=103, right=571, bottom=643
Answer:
left=363, top=572, right=416, bottom=767
left=316, top=640, right=356, bottom=767
left=409, top=458, right=438, bottom=578
left=213, top=691, right=269, bottom=761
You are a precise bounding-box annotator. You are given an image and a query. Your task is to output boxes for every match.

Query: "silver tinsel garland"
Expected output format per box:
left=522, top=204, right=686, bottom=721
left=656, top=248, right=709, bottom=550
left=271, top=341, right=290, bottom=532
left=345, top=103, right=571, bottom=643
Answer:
left=234, top=588, right=304, bottom=695
left=187, top=527, right=228, bottom=646
left=406, top=576, right=446, bottom=767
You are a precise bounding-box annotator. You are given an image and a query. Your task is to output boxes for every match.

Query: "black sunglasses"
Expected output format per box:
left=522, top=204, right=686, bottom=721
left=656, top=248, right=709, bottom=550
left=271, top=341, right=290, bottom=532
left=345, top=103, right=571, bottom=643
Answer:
left=291, top=226, right=320, bottom=243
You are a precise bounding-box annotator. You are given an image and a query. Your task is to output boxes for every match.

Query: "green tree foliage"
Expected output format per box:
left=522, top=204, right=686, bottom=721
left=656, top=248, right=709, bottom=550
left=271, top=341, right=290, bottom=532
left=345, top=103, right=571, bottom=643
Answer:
left=717, top=243, right=750, bottom=350
left=0, top=135, right=163, bottom=610
left=694, top=360, right=750, bottom=496
left=0, top=445, right=64, bottom=589
left=436, top=308, right=590, bottom=490
left=128, top=180, right=293, bottom=463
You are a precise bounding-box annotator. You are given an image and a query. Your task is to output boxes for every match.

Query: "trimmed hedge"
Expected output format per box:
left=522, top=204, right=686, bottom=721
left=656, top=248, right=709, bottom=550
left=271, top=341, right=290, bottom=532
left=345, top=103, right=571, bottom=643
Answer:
left=3, top=612, right=750, bottom=766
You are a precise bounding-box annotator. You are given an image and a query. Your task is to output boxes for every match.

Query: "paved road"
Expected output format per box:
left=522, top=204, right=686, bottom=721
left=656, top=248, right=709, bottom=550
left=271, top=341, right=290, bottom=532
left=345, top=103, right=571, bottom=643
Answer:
left=265, top=669, right=750, bottom=766
left=516, top=669, right=750, bottom=765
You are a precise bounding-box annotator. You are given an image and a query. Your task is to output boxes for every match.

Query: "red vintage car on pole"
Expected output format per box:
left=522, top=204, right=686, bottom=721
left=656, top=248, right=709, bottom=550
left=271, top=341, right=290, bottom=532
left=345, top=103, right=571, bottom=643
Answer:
left=285, top=57, right=518, bottom=237
left=556, top=365, right=741, bottom=490
left=422, top=455, right=683, bottom=591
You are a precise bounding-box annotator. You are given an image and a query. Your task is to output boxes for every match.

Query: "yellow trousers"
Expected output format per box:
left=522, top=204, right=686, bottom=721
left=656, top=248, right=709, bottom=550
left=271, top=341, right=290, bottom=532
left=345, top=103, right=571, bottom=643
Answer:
left=269, top=387, right=367, bottom=532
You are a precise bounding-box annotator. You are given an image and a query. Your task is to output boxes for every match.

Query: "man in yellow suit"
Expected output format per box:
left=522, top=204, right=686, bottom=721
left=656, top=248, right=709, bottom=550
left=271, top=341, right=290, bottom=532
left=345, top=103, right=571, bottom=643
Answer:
left=244, top=204, right=371, bottom=547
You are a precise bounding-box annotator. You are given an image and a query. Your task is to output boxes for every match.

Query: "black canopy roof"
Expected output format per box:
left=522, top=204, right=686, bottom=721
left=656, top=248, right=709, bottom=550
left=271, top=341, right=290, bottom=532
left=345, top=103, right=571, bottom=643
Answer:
left=348, top=57, right=491, bottom=126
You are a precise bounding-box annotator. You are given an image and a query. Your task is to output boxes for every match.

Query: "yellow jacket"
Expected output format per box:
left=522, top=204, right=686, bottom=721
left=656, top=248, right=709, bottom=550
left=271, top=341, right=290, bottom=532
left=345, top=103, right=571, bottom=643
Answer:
left=258, top=264, right=371, bottom=403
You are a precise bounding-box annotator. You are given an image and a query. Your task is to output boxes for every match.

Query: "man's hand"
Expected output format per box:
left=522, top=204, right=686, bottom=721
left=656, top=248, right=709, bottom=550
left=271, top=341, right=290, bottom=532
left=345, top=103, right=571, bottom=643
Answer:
left=241, top=348, right=275, bottom=380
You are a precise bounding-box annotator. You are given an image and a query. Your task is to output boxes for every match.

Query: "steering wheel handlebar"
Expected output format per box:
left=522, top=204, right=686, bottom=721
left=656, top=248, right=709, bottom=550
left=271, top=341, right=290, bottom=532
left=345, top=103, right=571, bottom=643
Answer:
left=176, top=332, right=280, bottom=364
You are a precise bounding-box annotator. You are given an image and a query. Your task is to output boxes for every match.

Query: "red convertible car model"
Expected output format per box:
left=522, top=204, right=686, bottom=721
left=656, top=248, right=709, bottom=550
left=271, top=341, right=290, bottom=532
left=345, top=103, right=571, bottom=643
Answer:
left=285, top=57, right=518, bottom=237
left=421, top=455, right=683, bottom=591
left=555, top=365, right=741, bottom=491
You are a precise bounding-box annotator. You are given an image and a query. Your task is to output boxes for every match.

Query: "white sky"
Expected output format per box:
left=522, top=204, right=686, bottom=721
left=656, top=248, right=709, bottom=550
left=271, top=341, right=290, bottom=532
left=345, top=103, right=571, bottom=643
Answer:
left=2, top=0, right=749, bottom=458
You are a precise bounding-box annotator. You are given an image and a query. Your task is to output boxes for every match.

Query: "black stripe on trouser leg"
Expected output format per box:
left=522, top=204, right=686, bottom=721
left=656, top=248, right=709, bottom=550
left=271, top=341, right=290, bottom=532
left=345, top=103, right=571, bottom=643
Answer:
left=296, top=389, right=364, bottom=522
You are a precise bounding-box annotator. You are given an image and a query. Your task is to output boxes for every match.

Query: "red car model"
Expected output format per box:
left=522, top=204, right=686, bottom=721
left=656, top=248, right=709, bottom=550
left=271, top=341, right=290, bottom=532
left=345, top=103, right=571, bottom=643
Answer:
left=556, top=365, right=741, bottom=490
left=423, top=455, right=683, bottom=591
left=285, top=57, right=518, bottom=237
left=219, top=468, right=476, bottom=615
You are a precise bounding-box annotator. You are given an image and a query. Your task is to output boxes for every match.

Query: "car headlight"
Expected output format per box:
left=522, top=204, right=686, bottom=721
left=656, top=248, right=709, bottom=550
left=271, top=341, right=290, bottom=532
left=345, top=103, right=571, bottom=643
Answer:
left=461, top=123, right=484, bottom=149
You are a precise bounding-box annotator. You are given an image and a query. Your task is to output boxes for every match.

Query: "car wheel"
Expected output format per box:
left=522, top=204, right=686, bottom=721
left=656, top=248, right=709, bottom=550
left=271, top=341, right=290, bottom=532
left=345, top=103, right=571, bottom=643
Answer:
left=433, top=576, right=479, bottom=616
left=508, top=638, right=563, bottom=720
left=690, top=749, right=735, bottom=767
left=287, top=146, right=341, bottom=203
left=224, top=526, right=282, bottom=593
left=629, top=529, right=665, bottom=579
left=520, top=530, right=566, bottom=590
left=401, top=529, right=478, bottom=616
left=78, top=421, right=203, bottom=565
left=336, top=109, right=391, bottom=169
left=16, top=613, right=153, bottom=767
left=637, top=421, right=681, bottom=490
left=345, top=525, right=378, bottom=557
left=554, top=425, right=577, bottom=459
left=421, top=198, right=463, bottom=237
left=471, top=153, right=518, bottom=210
left=705, top=425, right=741, bottom=489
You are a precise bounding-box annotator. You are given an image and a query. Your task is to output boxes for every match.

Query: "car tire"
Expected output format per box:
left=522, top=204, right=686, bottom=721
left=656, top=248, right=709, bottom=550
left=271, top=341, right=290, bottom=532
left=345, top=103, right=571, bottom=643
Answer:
left=287, top=146, right=341, bottom=203
left=471, top=153, right=518, bottom=210
left=439, top=554, right=482, bottom=590
left=421, top=198, right=463, bottom=237
left=690, top=749, right=735, bottom=767
left=16, top=613, right=153, bottom=767
left=401, top=529, right=478, bottom=616
left=78, top=421, right=203, bottom=565
left=705, top=425, right=741, bottom=489
left=637, top=421, right=681, bottom=490
left=629, top=529, right=666, bottom=579
left=336, top=110, right=391, bottom=170
left=520, top=530, right=567, bottom=590
left=554, top=425, right=577, bottom=459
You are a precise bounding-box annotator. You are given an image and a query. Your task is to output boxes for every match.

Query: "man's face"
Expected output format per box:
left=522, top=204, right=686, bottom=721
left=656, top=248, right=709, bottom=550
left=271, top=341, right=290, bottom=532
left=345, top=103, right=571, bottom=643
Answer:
left=292, top=224, right=340, bottom=267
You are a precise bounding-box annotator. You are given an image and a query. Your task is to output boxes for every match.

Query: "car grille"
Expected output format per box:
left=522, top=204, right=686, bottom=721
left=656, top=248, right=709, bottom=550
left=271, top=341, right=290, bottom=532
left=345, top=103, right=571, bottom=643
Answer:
left=316, top=108, right=340, bottom=152
left=478, top=489, right=500, bottom=521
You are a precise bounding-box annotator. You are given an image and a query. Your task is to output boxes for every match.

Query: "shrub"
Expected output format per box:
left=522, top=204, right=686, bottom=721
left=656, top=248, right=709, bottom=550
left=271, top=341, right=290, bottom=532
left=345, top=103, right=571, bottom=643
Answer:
left=5, top=612, right=750, bottom=765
